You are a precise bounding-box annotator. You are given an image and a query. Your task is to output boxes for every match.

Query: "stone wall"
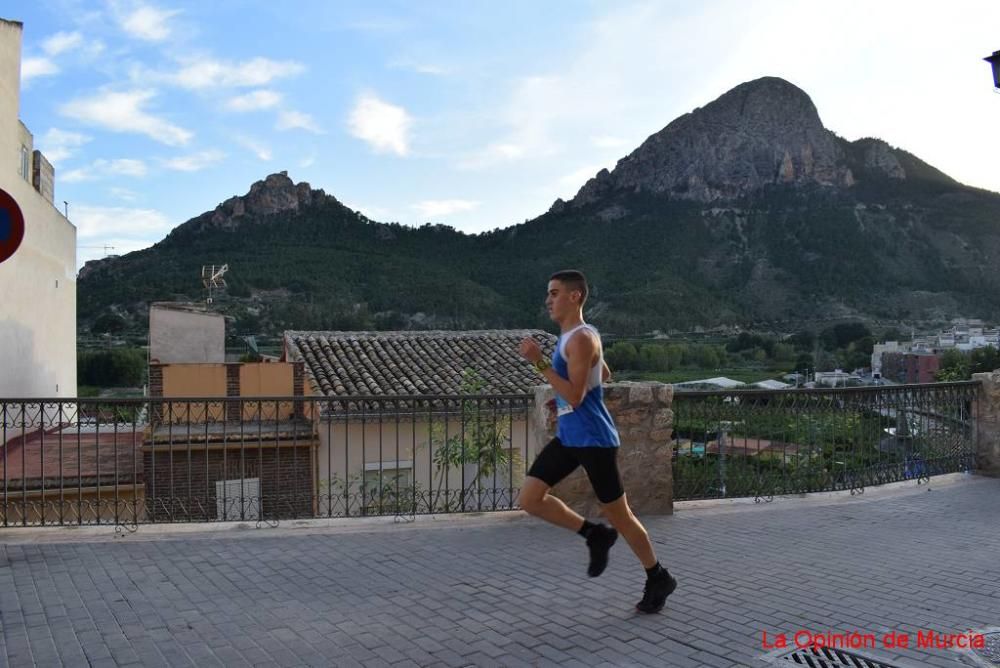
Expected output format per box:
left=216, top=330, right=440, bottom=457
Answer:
left=531, top=382, right=673, bottom=517
left=973, top=370, right=1000, bottom=476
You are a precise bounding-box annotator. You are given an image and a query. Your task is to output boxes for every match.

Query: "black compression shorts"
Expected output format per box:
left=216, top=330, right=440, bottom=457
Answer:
left=526, top=437, right=624, bottom=504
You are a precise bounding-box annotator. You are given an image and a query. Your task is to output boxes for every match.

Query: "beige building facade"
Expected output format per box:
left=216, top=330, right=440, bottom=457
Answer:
left=0, top=18, right=76, bottom=398
left=149, top=303, right=226, bottom=364
left=315, top=411, right=534, bottom=515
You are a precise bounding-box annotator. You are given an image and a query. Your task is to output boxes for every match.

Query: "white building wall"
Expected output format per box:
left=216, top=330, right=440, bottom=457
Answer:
left=149, top=305, right=226, bottom=364
left=0, top=19, right=76, bottom=399
left=315, top=416, right=536, bottom=514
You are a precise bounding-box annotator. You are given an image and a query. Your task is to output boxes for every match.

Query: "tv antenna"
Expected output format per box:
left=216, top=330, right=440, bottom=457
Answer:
left=202, top=264, right=229, bottom=304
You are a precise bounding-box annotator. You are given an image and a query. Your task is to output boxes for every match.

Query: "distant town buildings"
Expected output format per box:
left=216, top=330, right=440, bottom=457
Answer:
left=872, top=319, right=999, bottom=384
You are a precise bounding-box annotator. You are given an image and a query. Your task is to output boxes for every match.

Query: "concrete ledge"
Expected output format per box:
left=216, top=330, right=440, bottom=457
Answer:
left=0, top=509, right=531, bottom=543
left=675, top=471, right=988, bottom=515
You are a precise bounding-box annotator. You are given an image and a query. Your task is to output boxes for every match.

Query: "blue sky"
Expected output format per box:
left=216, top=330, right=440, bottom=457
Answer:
left=13, top=1, right=1000, bottom=269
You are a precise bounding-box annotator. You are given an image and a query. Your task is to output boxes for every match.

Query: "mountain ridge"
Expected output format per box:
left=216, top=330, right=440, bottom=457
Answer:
left=77, top=76, right=1000, bottom=337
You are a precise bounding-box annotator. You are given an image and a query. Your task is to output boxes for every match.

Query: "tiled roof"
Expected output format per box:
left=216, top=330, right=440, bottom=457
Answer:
left=1, top=427, right=144, bottom=491
left=285, top=330, right=557, bottom=398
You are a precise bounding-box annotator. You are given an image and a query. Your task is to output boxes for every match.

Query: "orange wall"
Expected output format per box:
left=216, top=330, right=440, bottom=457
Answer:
left=159, top=362, right=305, bottom=423
left=162, top=364, right=227, bottom=397
left=239, top=364, right=293, bottom=396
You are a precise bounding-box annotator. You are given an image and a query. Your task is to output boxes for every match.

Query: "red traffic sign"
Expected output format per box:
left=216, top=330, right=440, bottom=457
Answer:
left=0, top=187, right=25, bottom=265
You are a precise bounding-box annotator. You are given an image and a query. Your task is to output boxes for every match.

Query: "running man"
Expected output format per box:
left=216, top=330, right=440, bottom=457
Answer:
left=518, top=270, right=677, bottom=614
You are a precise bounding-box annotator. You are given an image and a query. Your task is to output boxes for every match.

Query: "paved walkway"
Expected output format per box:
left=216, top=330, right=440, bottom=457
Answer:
left=1, top=475, right=998, bottom=667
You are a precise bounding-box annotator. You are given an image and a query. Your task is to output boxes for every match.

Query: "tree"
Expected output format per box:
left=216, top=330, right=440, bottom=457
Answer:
left=936, top=349, right=970, bottom=381
left=820, top=322, right=871, bottom=351
left=78, top=348, right=146, bottom=387
left=970, top=346, right=1000, bottom=374
left=425, top=370, right=516, bottom=511
left=794, top=353, right=813, bottom=374
left=786, top=330, right=815, bottom=351
left=91, top=313, right=127, bottom=335
left=691, top=344, right=720, bottom=369
left=605, top=342, right=639, bottom=369
left=638, top=344, right=671, bottom=371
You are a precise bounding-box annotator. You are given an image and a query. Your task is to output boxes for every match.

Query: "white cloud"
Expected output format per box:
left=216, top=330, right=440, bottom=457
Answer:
left=299, top=154, right=316, bottom=168
left=225, top=89, right=282, bottom=112
left=411, top=199, right=480, bottom=219
left=22, top=57, right=58, bottom=81
left=277, top=110, right=323, bottom=134
left=37, top=129, right=91, bottom=164
left=168, top=57, right=304, bottom=90
left=389, top=59, right=449, bottom=76
left=162, top=150, right=225, bottom=172
left=42, top=31, right=84, bottom=56
left=72, top=204, right=172, bottom=241
left=109, top=187, right=139, bottom=202
left=458, top=142, right=526, bottom=169
left=347, top=92, right=412, bottom=156
left=62, top=159, right=148, bottom=183
left=235, top=136, right=272, bottom=161
left=61, top=89, right=192, bottom=146
left=118, top=3, right=180, bottom=42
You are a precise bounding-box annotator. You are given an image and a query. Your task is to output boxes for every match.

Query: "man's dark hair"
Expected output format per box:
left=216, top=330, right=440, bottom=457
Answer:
left=550, top=270, right=588, bottom=304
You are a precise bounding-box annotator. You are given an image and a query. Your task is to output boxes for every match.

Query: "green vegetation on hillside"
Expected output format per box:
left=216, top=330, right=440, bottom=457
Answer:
left=78, top=174, right=1000, bottom=339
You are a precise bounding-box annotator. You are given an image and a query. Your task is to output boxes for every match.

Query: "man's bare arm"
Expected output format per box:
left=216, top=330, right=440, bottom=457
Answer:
left=518, top=333, right=596, bottom=408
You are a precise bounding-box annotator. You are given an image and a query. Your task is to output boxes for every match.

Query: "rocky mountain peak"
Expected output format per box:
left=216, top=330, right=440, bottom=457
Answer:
left=209, top=171, right=328, bottom=228
left=572, top=76, right=858, bottom=205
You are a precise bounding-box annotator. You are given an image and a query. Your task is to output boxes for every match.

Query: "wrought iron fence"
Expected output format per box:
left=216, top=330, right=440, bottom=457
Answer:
left=0, top=395, right=533, bottom=528
left=671, top=382, right=980, bottom=500
left=0, top=381, right=984, bottom=526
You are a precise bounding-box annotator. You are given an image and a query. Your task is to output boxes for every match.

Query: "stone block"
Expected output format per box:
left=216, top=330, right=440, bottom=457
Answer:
left=629, top=385, right=654, bottom=404
left=973, top=371, right=1000, bottom=477
left=652, top=408, right=673, bottom=429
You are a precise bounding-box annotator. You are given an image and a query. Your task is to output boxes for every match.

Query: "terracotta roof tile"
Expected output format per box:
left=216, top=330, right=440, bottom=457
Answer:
left=285, top=330, right=557, bottom=398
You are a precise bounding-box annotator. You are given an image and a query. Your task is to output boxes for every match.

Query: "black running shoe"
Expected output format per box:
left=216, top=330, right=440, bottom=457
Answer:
left=635, top=570, right=677, bottom=614
left=585, top=524, right=618, bottom=577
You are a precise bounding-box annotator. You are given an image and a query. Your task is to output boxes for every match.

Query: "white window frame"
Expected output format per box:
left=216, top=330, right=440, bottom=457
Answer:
left=20, top=145, right=30, bottom=181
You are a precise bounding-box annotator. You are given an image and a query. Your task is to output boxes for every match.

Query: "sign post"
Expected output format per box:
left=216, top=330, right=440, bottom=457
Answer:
left=0, top=187, right=25, bottom=265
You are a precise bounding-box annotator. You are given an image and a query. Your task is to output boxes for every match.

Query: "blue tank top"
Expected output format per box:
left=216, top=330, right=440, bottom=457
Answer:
left=552, top=324, right=620, bottom=448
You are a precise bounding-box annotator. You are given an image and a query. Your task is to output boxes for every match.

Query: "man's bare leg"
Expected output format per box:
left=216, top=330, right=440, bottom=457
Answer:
left=519, top=476, right=619, bottom=576
left=518, top=476, right=586, bottom=531
left=600, top=494, right=657, bottom=568
left=601, top=493, right=677, bottom=613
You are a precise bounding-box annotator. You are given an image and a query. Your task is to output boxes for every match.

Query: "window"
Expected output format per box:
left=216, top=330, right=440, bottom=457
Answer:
left=216, top=477, right=260, bottom=521
left=362, top=461, right=413, bottom=513
left=363, top=461, right=413, bottom=494
left=20, top=146, right=30, bottom=182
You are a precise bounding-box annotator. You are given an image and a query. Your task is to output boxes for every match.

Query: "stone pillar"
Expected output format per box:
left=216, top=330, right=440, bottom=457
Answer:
left=531, top=382, right=673, bottom=516
left=972, top=370, right=1000, bottom=476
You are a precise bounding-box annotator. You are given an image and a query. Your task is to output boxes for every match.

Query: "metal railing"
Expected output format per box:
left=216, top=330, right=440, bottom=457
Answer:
left=671, top=381, right=980, bottom=500
left=0, top=381, right=983, bottom=526
left=0, top=394, right=533, bottom=529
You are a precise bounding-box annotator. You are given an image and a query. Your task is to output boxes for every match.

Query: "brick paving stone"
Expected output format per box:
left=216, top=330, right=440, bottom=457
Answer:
left=1, top=476, right=998, bottom=667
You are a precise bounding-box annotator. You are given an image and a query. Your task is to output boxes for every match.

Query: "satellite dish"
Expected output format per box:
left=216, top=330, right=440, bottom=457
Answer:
left=202, top=264, right=229, bottom=304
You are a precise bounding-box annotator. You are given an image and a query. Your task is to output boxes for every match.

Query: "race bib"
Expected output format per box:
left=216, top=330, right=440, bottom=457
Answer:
left=555, top=395, right=574, bottom=416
